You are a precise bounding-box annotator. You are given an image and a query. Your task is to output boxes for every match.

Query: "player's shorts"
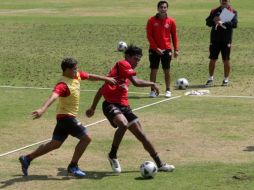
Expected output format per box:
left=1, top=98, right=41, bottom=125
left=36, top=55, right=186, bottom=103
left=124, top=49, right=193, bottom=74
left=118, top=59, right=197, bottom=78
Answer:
left=52, top=117, right=88, bottom=142
left=209, top=41, right=231, bottom=60
left=149, top=49, right=172, bottom=69
left=102, top=101, right=138, bottom=128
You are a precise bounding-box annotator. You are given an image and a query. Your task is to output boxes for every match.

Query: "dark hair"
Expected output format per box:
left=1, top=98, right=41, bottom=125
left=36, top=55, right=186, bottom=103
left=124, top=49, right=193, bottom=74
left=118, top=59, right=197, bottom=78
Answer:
left=124, top=44, right=143, bottom=57
left=61, top=57, right=78, bottom=72
left=157, top=1, right=168, bottom=8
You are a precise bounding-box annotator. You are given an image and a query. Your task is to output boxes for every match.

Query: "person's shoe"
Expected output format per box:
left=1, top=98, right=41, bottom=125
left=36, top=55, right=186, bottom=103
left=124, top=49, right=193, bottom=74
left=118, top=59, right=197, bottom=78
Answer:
left=221, top=80, right=229, bottom=86
left=19, top=155, right=30, bottom=176
left=149, top=91, right=157, bottom=98
left=67, top=165, right=86, bottom=177
left=205, top=79, right=213, bottom=87
left=165, top=91, right=171, bottom=98
left=158, top=163, right=175, bottom=172
left=108, top=155, right=121, bottom=173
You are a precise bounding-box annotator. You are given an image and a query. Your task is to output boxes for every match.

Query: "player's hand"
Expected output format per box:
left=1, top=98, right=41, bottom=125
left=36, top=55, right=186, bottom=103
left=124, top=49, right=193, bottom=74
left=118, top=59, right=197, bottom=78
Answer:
left=213, top=16, right=220, bottom=23
left=86, top=108, right=95, bottom=118
left=106, top=77, right=117, bottom=85
left=151, top=83, right=160, bottom=96
left=173, top=50, right=179, bottom=58
left=31, top=109, right=43, bottom=120
left=155, top=48, right=164, bottom=55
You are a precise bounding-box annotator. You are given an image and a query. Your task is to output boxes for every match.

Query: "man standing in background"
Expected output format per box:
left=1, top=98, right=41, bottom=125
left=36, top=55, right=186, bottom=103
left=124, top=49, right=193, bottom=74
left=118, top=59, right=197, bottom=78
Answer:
left=205, top=0, right=237, bottom=87
left=146, top=0, right=179, bottom=98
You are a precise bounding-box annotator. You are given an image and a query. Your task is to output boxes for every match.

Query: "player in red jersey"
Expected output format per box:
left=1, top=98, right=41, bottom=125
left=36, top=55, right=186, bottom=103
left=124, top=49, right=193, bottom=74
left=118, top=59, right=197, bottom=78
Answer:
left=146, top=1, right=179, bottom=98
left=86, top=45, right=175, bottom=173
left=19, top=57, right=116, bottom=177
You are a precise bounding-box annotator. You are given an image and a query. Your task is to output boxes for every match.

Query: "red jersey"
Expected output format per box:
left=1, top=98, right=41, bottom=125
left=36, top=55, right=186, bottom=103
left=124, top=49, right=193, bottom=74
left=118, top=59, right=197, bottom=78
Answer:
left=146, top=15, right=178, bottom=51
left=100, top=60, right=136, bottom=106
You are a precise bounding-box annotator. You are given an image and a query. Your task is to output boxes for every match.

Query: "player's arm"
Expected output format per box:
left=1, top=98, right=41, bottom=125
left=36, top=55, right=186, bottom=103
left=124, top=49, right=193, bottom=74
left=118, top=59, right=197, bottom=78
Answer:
left=31, top=92, right=59, bottom=120
left=86, top=88, right=102, bottom=118
left=88, top=74, right=116, bottom=85
left=129, top=76, right=159, bottom=96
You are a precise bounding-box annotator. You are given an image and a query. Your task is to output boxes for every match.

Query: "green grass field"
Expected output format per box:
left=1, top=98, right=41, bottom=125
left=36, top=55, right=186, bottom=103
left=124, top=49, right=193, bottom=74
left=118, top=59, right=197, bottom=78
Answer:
left=0, top=0, right=254, bottom=189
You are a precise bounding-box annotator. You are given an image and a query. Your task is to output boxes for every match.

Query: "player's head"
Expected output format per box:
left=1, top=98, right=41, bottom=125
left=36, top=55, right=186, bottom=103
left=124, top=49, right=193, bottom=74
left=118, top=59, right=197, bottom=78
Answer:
left=124, top=45, right=143, bottom=68
left=157, top=1, right=168, bottom=16
left=61, top=57, right=78, bottom=77
left=220, top=0, right=230, bottom=7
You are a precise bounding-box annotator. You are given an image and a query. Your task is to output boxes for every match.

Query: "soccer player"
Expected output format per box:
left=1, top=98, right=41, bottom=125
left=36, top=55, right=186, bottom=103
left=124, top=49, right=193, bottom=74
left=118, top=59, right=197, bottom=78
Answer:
left=205, top=0, right=238, bottom=86
left=86, top=45, right=175, bottom=173
left=146, top=0, right=179, bottom=98
left=19, top=57, right=116, bottom=177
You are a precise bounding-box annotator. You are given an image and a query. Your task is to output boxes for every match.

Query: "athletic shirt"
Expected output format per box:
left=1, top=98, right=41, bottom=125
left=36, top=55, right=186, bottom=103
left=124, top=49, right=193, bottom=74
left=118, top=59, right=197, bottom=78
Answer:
left=146, top=15, right=178, bottom=51
left=100, top=60, right=136, bottom=106
left=54, top=71, right=89, bottom=118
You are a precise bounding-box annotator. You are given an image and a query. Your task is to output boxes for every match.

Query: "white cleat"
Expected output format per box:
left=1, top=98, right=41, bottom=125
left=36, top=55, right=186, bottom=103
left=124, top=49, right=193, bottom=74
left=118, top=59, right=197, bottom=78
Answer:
left=158, top=163, right=175, bottom=172
left=165, top=91, right=171, bottom=98
left=108, top=155, right=121, bottom=173
left=149, top=91, right=157, bottom=98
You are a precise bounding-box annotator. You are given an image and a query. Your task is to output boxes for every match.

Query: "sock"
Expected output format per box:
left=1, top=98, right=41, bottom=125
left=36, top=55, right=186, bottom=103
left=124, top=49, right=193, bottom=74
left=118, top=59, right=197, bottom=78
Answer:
left=224, top=77, right=229, bottom=82
left=109, top=145, right=118, bottom=159
left=68, top=162, right=78, bottom=168
left=166, top=88, right=170, bottom=91
left=151, top=153, right=163, bottom=168
left=208, top=76, right=213, bottom=80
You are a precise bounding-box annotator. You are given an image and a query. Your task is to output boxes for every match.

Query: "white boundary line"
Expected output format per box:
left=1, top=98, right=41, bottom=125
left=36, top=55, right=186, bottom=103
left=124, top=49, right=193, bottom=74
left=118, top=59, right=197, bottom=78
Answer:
left=189, top=95, right=254, bottom=99
left=0, top=96, right=181, bottom=157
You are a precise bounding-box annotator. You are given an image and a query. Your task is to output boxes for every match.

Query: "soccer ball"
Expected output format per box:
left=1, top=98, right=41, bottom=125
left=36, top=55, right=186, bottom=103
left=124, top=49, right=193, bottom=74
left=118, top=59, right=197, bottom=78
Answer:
left=140, top=161, right=158, bottom=179
left=176, top=78, right=189, bottom=90
left=117, top=41, right=128, bottom=52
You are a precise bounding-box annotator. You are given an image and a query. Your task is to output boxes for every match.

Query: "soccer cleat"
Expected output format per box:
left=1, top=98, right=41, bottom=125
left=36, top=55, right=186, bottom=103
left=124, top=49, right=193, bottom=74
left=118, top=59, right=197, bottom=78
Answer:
left=149, top=91, right=157, bottom=98
left=205, top=79, right=213, bottom=87
left=165, top=91, right=171, bottom=98
left=67, top=165, right=86, bottom=177
left=221, top=80, right=229, bottom=86
left=158, top=163, right=175, bottom=172
left=19, top=155, right=30, bottom=176
left=108, top=155, right=121, bottom=173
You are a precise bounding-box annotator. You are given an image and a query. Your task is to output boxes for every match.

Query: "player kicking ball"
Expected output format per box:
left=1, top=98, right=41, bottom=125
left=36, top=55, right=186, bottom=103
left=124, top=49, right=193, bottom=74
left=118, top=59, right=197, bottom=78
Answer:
left=86, top=45, right=175, bottom=173
left=19, top=57, right=116, bottom=177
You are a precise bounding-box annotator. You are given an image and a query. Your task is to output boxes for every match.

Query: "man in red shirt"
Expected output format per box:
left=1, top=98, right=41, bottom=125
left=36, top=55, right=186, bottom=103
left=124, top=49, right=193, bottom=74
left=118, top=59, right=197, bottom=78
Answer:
left=19, top=57, right=116, bottom=177
left=86, top=45, right=175, bottom=173
left=146, top=0, right=179, bottom=98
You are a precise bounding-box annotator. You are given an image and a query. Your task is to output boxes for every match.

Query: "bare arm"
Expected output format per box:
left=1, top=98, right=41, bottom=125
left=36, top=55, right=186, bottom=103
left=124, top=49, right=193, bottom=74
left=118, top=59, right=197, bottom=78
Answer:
left=31, top=92, right=59, bottom=119
left=86, top=89, right=102, bottom=118
left=129, top=76, right=159, bottom=96
left=88, top=74, right=116, bottom=85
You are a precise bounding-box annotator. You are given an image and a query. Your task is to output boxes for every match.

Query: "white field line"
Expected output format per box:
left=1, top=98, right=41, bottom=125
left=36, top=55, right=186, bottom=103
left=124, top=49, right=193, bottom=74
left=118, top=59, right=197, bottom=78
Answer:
left=191, top=95, right=254, bottom=99
left=0, top=85, right=148, bottom=95
left=0, top=96, right=181, bottom=157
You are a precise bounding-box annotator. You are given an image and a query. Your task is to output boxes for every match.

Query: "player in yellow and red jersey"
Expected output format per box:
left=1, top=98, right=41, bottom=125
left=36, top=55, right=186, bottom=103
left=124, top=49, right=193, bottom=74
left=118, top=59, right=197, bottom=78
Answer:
left=19, top=57, right=116, bottom=177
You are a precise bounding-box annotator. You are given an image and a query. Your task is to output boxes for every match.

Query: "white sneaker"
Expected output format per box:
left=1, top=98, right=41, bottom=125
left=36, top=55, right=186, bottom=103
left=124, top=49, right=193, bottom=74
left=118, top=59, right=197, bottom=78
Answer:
left=165, top=91, right=171, bottom=98
left=149, top=91, right=157, bottom=98
left=108, top=155, right=121, bottom=173
left=158, top=163, right=175, bottom=172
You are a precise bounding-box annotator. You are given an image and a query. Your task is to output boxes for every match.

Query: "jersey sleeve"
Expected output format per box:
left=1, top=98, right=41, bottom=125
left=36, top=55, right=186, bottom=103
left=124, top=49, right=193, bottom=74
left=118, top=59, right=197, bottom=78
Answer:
left=79, top=71, right=90, bottom=80
left=118, top=61, right=136, bottom=78
left=53, top=82, right=70, bottom=97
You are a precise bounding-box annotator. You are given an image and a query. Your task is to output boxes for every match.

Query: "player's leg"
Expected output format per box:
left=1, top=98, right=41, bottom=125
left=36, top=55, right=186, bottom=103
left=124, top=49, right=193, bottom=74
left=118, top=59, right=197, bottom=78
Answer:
left=221, top=42, right=231, bottom=86
left=149, top=49, right=160, bottom=97
left=161, top=50, right=172, bottom=97
left=67, top=118, right=91, bottom=177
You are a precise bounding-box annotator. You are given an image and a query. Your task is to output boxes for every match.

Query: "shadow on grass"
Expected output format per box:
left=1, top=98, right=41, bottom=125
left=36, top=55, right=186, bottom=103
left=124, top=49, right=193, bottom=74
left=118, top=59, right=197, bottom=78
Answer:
left=0, top=168, right=135, bottom=188
left=243, top=146, right=254, bottom=151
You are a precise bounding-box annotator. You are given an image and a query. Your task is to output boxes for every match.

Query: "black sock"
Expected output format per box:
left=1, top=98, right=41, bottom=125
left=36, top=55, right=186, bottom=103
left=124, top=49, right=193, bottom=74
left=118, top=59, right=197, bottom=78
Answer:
left=68, top=162, right=77, bottom=168
left=166, top=88, right=170, bottom=91
left=109, top=145, right=118, bottom=159
left=151, top=153, right=162, bottom=168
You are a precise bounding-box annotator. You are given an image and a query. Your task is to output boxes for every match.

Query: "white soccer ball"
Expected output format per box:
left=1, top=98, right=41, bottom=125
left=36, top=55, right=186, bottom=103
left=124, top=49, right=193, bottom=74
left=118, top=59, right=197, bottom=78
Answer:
left=140, top=161, right=158, bottom=179
left=117, top=41, right=128, bottom=52
left=176, top=78, right=189, bottom=90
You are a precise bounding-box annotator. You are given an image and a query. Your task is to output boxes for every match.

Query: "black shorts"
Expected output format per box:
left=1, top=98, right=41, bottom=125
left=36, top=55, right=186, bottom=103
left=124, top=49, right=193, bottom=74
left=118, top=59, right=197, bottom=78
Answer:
left=52, top=117, right=88, bottom=142
left=149, top=49, right=172, bottom=69
left=209, top=41, right=231, bottom=60
left=102, top=101, right=138, bottom=128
